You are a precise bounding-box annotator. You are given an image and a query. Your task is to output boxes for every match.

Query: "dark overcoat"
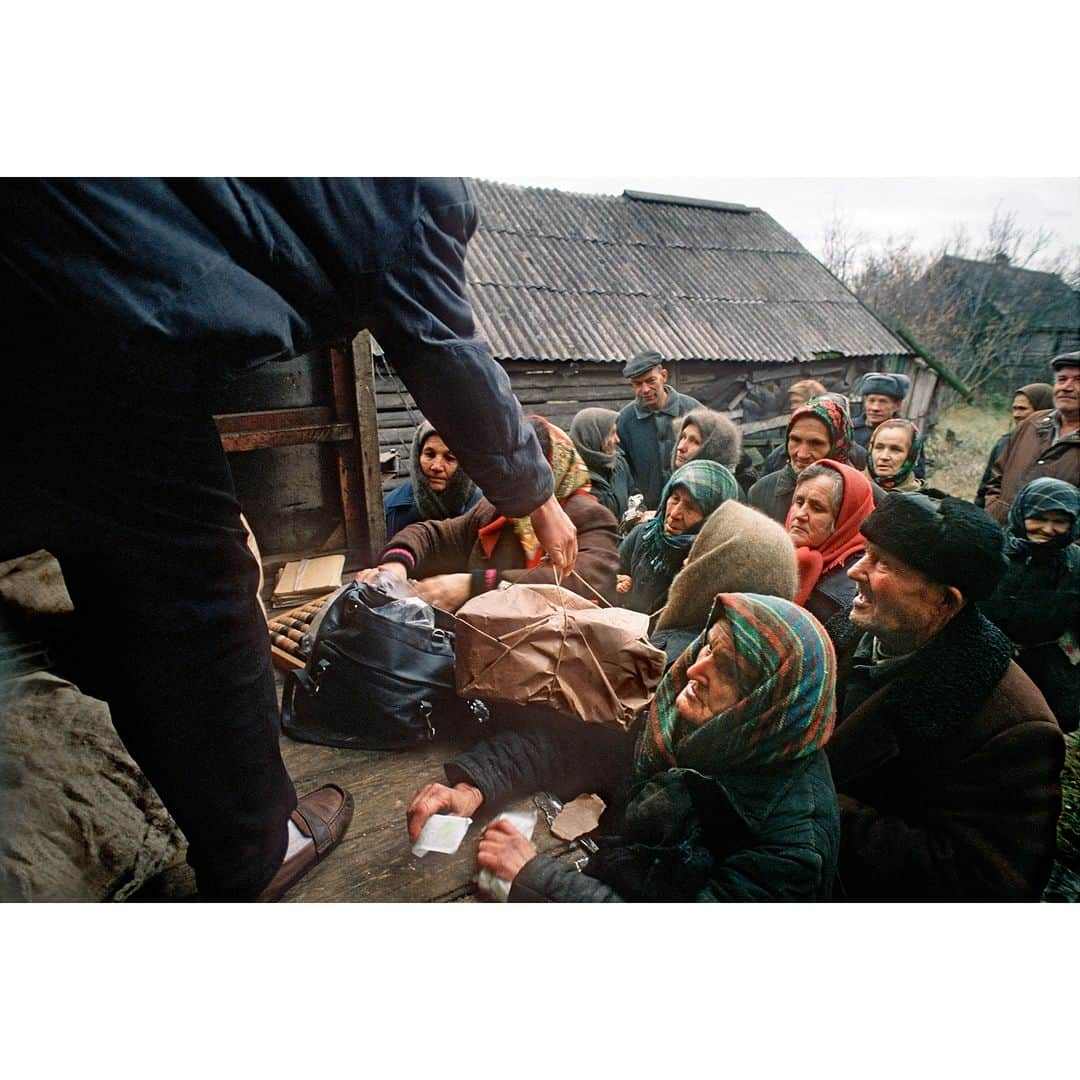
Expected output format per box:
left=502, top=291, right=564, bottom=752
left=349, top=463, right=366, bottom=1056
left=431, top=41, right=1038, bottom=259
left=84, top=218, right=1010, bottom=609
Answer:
left=826, top=607, right=1064, bottom=900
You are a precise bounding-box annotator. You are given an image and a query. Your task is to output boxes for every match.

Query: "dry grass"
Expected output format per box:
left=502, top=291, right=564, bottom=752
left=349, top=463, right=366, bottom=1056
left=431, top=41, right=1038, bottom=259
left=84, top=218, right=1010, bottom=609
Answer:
left=926, top=402, right=1079, bottom=897
left=924, top=400, right=1011, bottom=499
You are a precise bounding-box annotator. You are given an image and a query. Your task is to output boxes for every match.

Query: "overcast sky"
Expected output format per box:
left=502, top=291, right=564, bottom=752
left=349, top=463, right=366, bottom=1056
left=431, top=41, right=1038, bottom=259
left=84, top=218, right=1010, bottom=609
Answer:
left=496, top=176, right=1080, bottom=272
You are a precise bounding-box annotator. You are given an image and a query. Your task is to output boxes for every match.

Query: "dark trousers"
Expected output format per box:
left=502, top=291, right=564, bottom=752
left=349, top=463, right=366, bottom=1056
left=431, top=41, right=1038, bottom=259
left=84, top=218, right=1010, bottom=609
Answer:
left=6, top=367, right=296, bottom=898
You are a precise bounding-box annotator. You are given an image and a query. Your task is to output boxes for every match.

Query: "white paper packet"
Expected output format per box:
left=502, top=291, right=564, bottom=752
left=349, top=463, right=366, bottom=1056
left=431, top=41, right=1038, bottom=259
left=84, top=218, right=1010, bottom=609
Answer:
left=411, top=813, right=473, bottom=858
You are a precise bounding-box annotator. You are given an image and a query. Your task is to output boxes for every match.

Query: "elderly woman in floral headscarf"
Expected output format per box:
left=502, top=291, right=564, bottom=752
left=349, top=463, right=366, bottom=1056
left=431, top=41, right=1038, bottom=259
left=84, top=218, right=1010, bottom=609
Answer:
left=866, top=418, right=925, bottom=494
left=383, top=420, right=483, bottom=537
left=749, top=396, right=879, bottom=526
left=617, top=459, right=738, bottom=614
left=978, top=477, right=1080, bottom=732
left=406, top=592, right=840, bottom=901
left=360, top=415, right=619, bottom=610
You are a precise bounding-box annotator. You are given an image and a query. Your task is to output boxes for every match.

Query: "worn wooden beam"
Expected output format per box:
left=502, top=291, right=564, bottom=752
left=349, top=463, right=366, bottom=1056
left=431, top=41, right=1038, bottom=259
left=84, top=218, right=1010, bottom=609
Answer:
left=219, top=422, right=354, bottom=453
left=215, top=407, right=335, bottom=434
left=330, top=333, right=386, bottom=564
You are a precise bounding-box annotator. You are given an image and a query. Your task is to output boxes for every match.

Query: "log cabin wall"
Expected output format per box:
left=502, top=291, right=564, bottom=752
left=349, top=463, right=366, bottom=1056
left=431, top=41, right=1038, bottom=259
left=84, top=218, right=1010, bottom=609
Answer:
left=375, top=351, right=934, bottom=494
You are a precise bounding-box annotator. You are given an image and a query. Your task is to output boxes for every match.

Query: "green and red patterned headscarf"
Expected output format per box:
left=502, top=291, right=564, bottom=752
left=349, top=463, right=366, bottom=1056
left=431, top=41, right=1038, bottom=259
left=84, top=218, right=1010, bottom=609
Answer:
left=787, top=396, right=855, bottom=468
left=867, top=418, right=924, bottom=491
left=633, top=592, right=836, bottom=783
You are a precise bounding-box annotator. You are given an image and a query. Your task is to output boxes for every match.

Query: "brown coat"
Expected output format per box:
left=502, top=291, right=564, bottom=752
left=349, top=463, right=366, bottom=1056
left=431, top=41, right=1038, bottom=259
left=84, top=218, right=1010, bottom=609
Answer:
left=983, top=409, right=1080, bottom=523
left=826, top=607, right=1064, bottom=900
left=383, top=492, right=619, bottom=603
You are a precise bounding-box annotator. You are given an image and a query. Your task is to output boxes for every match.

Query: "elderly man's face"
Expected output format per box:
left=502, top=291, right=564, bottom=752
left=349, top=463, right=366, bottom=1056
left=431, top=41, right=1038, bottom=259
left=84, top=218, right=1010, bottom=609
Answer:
left=630, top=367, right=669, bottom=410
left=864, top=393, right=900, bottom=427
left=848, top=542, right=955, bottom=653
left=1052, top=364, right=1080, bottom=418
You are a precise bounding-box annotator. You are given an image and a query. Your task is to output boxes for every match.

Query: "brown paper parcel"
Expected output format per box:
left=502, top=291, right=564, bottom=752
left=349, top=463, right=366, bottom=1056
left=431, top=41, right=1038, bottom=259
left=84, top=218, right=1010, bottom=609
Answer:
left=453, top=584, right=667, bottom=729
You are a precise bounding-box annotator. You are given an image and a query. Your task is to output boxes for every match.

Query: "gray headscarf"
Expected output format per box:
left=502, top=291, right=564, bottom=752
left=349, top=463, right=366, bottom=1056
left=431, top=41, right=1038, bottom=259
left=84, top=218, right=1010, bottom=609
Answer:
left=410, top=421, right=479, bottom=522
left=1015, top=383, right=1054, bottom=413
left=670, top=408, right=742, bottom=470
left=570, top=407, right=619, bottom=478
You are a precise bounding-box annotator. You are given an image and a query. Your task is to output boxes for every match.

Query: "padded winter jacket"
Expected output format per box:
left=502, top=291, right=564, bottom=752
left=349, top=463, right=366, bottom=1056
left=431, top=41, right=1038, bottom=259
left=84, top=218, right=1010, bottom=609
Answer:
left=444, top=711, right=840, bottom=902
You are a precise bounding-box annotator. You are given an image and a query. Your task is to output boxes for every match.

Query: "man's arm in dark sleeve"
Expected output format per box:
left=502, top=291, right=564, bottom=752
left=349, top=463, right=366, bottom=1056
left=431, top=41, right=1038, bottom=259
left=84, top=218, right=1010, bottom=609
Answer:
left=362, top=180, right=552, bottom=519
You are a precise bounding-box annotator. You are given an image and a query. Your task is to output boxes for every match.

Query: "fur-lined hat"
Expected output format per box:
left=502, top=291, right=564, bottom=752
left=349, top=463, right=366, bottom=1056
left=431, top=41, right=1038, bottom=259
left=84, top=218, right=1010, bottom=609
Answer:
left=860, top=493, right=1007, bottom=600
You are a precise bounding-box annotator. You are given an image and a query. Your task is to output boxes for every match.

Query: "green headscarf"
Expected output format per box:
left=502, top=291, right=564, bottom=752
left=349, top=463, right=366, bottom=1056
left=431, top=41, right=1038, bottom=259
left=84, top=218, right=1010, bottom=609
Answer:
left=868, top=418, right=924, bottom=491
left=638, top=460, right=738, bottom=577
left=1006, top=477, right=1080, bottom=557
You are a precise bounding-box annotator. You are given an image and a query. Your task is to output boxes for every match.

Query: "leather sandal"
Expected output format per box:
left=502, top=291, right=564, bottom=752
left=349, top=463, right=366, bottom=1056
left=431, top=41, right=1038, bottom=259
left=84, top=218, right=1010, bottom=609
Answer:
left=256, top=783, right=354, bottom=902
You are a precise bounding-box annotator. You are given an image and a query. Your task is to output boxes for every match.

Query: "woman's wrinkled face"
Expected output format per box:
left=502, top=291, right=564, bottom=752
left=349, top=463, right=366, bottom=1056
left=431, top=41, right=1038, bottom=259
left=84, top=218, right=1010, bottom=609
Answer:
left=673, top=422, right=703, bottom=467
left=870, top=424, right=913, bottom=478
left=787, top=417, right=832, bottom=472
left=663, top=487, right=705, bottom=536
left=676, top=621, right=741, bottom=723
left=602, top=425, right=619, bottom=455
left=418, top=435, right=459, bottom=492
left=1023, top=510, right=1073, bottom=544
left=788, top=475, right=839, bottom=549
left=1011, top=393, right=1035, bottom=424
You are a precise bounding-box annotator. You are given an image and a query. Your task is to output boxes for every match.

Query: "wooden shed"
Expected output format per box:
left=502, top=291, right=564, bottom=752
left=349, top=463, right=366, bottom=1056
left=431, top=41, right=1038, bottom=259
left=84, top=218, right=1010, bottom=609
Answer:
left=376, top=180, right=933, bottom=491
left=217, top=180, right=939, bottom=562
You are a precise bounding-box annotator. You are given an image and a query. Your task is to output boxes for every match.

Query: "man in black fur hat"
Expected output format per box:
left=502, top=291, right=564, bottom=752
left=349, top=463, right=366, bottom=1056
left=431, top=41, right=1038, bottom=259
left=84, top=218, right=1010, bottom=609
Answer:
left=825, top=493, right=1065, bottom=900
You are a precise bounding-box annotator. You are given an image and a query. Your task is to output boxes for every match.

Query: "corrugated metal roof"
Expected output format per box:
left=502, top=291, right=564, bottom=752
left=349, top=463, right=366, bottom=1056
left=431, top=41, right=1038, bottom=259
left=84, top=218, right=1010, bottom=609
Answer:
left=465, top=179, right=909, bottom=364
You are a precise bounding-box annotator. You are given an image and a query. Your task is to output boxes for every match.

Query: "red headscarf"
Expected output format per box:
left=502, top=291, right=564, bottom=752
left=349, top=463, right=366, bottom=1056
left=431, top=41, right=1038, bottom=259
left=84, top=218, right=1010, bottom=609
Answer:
left=786, top=460, right=874, bottom=608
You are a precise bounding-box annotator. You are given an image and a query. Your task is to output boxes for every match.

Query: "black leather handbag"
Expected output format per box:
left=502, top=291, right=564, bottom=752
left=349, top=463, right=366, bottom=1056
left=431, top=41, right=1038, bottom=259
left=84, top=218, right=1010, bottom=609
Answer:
left=280, top=577, right=486, bottom=750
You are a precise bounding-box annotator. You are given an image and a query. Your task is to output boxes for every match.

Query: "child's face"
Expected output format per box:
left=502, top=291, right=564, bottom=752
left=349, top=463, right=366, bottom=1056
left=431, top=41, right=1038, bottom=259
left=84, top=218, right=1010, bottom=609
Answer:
left=1023, top=510, right=1073, bottom=544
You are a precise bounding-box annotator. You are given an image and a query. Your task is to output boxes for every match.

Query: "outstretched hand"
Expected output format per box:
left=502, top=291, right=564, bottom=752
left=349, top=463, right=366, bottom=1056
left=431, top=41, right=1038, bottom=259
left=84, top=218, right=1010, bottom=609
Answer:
left=406, top=781, right=484, bottom=844
left=354, top=562, right=409, bottom=586
left=530, top=494, right=578, bottom=574
left=412, top=573, right=472, bottom=612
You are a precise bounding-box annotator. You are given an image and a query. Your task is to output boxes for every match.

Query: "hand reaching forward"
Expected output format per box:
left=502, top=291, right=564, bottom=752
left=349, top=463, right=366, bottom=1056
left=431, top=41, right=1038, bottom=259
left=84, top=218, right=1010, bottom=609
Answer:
left=411, top=572, right=472, bottom=612
left=529, top=494, right=578, bottom=574
left=406, top=781, right=484, bottom=844
left=354, top=562, right=409, bottom=586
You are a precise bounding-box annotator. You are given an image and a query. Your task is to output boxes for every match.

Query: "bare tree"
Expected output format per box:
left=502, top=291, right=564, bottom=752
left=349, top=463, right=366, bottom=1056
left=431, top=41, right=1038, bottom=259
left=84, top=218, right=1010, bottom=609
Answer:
left=821, top=208, right=867, bottom=286
left=834, top=205, right=1078, bottom=396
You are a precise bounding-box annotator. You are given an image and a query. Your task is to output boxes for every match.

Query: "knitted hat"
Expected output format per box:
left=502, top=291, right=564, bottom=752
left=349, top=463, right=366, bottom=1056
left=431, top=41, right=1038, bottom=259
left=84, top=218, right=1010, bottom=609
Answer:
left=1051, top=350, right=1080, bottom=371
left=654, top=502, right=798, bottom=630
left=860, top=493, right=1007, bottom=600
left=859, top=372, right=911, bottom=401
left=624, top=349, right=665, bottom=379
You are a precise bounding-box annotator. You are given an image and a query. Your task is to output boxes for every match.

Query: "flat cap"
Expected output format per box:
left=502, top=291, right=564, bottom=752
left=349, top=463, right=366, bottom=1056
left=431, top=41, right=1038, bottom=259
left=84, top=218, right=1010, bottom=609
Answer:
left=1050, top=350, right=1080, bottom=371
left=859, top=371, right=911, bottom=401
left=623, top=349, right=665, bottom=379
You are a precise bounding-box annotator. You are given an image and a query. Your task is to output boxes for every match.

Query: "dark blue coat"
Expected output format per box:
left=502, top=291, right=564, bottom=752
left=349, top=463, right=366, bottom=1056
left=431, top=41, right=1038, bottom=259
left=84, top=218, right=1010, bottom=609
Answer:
left=1, top=178, right=551, bottom=519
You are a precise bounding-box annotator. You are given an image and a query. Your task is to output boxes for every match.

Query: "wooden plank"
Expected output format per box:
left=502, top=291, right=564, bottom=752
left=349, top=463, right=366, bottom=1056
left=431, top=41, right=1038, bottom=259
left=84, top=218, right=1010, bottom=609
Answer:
left=214, top=407, right=334, bottom=434
left=219, top=422, right=354, bottom=453
left=350, top=332, right=388, bottom=563
left=276, top=731, right=578, bottom=903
